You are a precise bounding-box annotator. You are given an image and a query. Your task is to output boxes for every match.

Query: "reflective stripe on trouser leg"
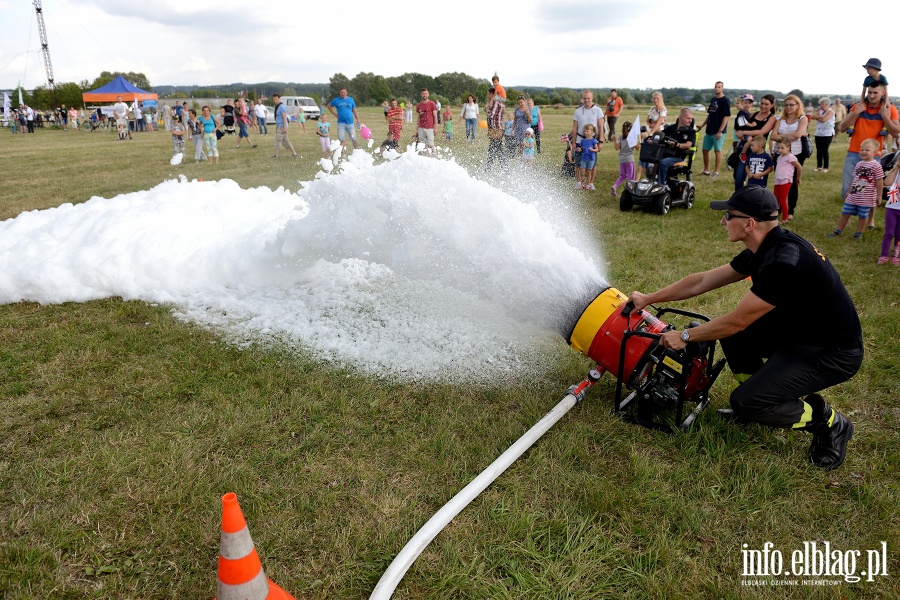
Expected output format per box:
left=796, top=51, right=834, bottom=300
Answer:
left=720, top=316, right=777, bottom=385
left=721, top=322, right=862, bottom=428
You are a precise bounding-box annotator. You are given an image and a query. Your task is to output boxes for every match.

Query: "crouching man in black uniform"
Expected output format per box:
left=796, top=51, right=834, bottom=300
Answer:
left=628, top=187, right=862, bottom=469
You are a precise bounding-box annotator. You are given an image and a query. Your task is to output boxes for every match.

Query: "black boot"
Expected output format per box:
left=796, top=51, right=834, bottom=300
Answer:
left=806, top=394, right=853, bottom=470
left=717, top=408, right=736, bottom=420
left=716, top=408, right=751, bottom=424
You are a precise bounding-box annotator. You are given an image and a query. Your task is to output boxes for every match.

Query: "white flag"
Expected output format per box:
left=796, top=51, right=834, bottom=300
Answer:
left=3, top=92, right=9, bottom=121
left=625, top=118, right=640, bottom=149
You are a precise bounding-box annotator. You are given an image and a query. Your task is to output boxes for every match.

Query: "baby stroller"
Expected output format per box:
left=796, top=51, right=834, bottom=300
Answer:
left=222, top=109, right=236, bottom=135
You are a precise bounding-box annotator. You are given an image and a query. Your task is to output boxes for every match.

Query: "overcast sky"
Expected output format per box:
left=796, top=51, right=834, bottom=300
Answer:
left=0, top=0, right=889, bottom=97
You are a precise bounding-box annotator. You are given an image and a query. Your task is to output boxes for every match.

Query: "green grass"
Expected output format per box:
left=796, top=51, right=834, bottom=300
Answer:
left=1, top=107, right=898, bottom=599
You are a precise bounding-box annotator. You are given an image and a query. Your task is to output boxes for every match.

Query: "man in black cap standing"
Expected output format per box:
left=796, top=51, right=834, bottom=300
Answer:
left=628, top=187, right=862, bottom=470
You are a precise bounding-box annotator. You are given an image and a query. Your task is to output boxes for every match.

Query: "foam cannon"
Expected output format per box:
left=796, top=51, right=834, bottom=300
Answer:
left=563, top=286, right=725, bottom=432
left=371, top=285, right=726, bottom=598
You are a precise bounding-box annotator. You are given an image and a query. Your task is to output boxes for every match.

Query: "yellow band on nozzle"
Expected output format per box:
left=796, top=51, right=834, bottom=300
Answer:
left=569, top=287, right=628, bottom=356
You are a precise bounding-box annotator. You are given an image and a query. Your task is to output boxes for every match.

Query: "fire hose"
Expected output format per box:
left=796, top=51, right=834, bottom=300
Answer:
left=370, top=286, right=723, bottom=598
left=369, top=370, right=602, bottom=600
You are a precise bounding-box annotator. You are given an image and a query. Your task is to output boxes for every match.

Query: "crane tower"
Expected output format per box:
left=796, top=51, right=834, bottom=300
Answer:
left=33, top=0, right=57, bottom=106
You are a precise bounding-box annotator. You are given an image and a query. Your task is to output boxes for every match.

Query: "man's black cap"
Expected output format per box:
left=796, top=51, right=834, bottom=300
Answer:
left=710, top=186, right=779, bottom=221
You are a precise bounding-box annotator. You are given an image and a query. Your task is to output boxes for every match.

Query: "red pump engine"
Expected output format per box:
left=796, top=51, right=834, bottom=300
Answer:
left=564, top=287, right=725, bottom=432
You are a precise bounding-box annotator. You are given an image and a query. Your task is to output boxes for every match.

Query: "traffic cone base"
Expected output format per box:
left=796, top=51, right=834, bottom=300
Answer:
left=215, top=492, right=295, bottom=600
left=265, top=579, right=295, bottom=600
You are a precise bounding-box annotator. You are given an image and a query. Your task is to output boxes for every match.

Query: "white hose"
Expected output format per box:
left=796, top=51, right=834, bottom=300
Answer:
left=370, top=390, right=583, bottom=599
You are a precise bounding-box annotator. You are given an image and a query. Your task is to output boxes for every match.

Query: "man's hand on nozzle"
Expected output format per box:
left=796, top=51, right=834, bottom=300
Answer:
left=628, top=291, right=650, bottom=313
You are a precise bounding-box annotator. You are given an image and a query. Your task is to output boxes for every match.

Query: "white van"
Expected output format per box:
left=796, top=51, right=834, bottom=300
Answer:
left=267, top=96, right=320, bottom=124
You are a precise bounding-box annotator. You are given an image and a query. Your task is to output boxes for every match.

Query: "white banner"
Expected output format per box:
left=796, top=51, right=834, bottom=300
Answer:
left=625, top=118, right=641, bottom=149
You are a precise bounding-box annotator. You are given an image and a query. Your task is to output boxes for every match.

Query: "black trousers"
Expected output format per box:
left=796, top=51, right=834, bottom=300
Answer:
left=788, top=152, right=807, bottom=215
left=720, top=316, right=863, bottom=428
left=486, top=137, right=506, bottom=171
left=607, top=116, right=618, bottom=140
left=815, top=135, right=833, bottom=169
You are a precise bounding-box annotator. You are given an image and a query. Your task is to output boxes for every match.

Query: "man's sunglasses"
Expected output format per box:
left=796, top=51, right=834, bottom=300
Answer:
left=724, top=212, right=752, bottom=221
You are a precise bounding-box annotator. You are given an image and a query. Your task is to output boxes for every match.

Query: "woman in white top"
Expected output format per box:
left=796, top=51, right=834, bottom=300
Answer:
left=460, top=94, right=479, bottom=143
left=646, top=91, right=668, bottom=137
left=770, top=94, right=809, bottom=219
left=810, top=97, right=836, bottom=172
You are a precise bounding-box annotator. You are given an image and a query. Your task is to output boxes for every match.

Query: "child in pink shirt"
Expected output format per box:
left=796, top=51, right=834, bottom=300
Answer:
left=773, top=140, right=802, bottom=223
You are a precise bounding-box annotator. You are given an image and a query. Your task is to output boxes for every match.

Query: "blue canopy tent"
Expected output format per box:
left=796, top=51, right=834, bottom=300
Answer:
left=82, top=75, right=157, bottom=103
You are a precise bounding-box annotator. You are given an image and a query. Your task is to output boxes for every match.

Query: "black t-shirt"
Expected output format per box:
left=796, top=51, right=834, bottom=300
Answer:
left=705, top=95, right=732, bottom=135
left=745, top=112, right=774, bottom=138
left=730, top=227, right=862, bottom=348
left=662, top=123, right=696, bottom=159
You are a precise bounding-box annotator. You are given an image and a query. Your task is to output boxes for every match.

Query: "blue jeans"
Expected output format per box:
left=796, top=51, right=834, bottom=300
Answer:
left=257, top=116, right=267, bottom=135
left=465, top=118, right=477, bottom=140
left=658, top=156, right=682, bottom=184
left=842, top=152, right=862, bottom=198
left=337, top=122, right=356, bottom=142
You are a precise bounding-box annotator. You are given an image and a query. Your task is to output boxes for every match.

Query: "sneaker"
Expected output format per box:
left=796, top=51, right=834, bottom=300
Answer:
left=575, top=181, right=583, bottom=189
left=587, top=183, right=596, bottom=191
left=807, top=396, right=853, bottom=470
left=892, top=256, right=900, bottom=266
left=700, top=171, right=711, bottom=176
left=852, top=232, right=863, bottom=239
left=610, top=186, right=617, bottom=198
left=827, top=230, right=842, bottom=238
left=867, top=225, right=876, bottom=231
left=878, top=256, right=889, bottom=264
left=822, top=169, right=828, bottom=173
left=711, top=172, right=720, bottom=177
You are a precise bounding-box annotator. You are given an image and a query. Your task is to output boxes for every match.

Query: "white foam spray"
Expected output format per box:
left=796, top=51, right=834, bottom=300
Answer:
left=1, top=151, right=607, bottom=381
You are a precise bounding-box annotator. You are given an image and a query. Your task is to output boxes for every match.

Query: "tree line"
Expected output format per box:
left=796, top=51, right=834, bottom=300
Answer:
left=13, top=69, right=838, bottom=110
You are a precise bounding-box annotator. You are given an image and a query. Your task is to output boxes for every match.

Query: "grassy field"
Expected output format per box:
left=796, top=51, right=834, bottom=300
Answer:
left=1, top=106, right=898, bottom=599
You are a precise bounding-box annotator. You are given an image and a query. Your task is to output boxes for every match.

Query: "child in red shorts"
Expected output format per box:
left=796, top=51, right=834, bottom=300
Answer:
left=773, top=140, right=801, bottom=224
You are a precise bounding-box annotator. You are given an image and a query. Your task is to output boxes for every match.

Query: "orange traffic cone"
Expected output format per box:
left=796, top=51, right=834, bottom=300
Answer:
left=215, top=492, right=295, bottom=600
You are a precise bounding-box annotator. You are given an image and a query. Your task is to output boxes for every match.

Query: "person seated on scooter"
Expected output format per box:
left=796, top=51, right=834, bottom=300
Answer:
left=656, top=108, right=696, bottom=184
